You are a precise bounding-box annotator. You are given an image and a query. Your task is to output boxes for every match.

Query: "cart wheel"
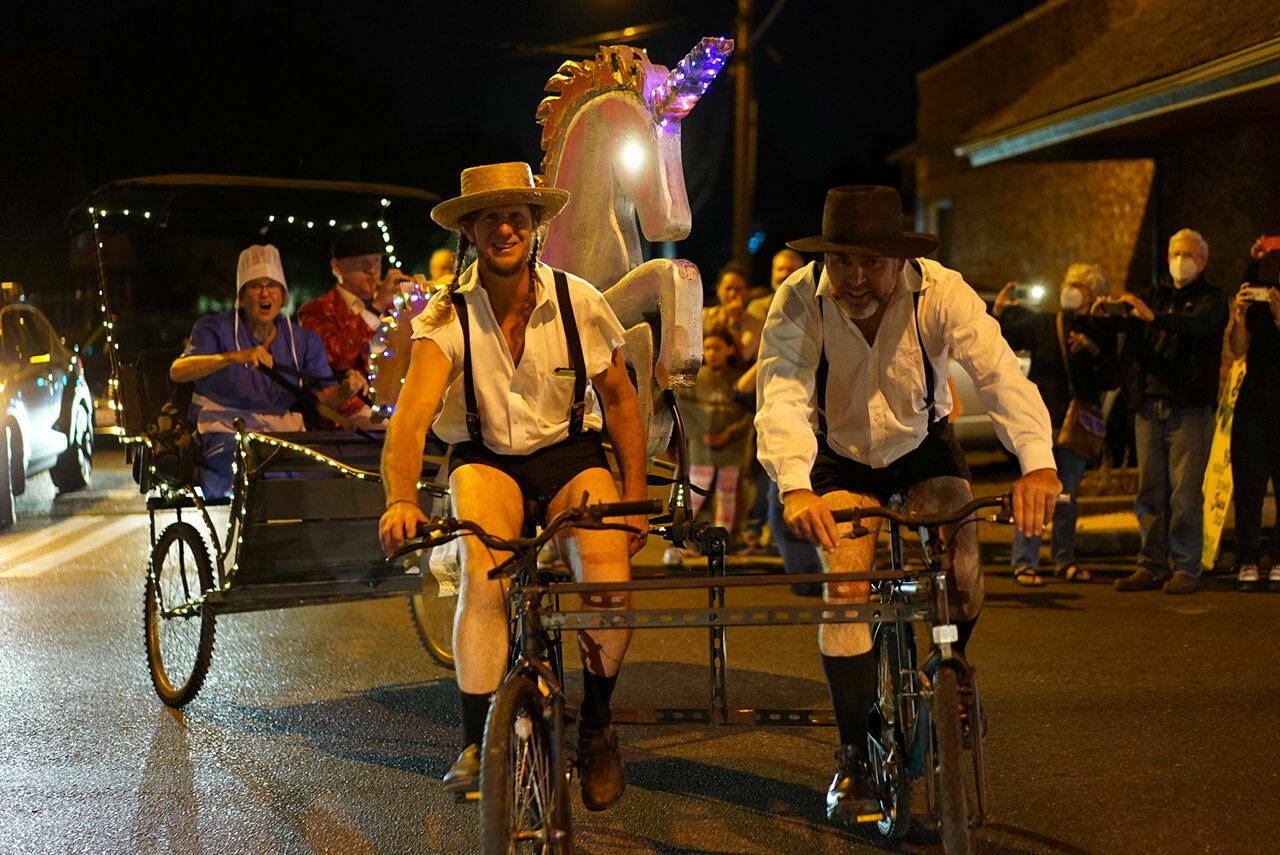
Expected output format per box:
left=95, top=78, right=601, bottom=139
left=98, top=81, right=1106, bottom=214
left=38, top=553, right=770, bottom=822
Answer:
left=932, top=666, right=974, bottom=855
left=407, top=585, right=457, bottom=669
left=144, top=522, right=216, bottom=707
left=481, top=671, right=572, bottom=855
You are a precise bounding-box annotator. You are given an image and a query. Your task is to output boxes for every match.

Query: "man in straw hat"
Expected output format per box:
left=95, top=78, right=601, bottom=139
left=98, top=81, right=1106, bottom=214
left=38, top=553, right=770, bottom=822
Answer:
left=754, top=185, right=1061, bottom=824
left=379, top=162, right=648, bottom=810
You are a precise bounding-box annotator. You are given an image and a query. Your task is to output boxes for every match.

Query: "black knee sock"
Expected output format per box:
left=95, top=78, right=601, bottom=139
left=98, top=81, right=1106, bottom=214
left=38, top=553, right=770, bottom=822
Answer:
left=821, top=652, right=878, bottom=747
left=955, top=616, right=978, bottom=656
left=580, top=670, right=619, bottom=730
left=461, top=691, right=492, bottom=749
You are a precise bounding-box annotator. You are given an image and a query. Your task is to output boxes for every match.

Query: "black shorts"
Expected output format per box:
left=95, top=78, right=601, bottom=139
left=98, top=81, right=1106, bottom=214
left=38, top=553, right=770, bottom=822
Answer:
left=810, top=422, right=970, bottom=501
left=447, top=431, right=610, bottom=521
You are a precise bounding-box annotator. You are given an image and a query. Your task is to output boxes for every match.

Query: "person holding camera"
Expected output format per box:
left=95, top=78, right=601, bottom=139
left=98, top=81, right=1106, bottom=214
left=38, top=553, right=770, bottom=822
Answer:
left=994, top=264, right=1121, bottom=585
left=1093, top=228, right=1228, bottom=595
left=1226, top=237, right=1280, bottom=591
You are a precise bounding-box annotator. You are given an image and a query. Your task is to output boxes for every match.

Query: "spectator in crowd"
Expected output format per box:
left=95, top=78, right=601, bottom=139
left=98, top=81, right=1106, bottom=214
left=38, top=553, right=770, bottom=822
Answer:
left=1097, top=228, right=1228, bottom=595
left=667, top=327, right=755, bottom=565
left=703, top=263, right=763, bottom=366
left=428, top=247, right=457, bottom=287
left=747, top=248, right=805, bottom=316
left=994, top=264, right=1121, bottom=585
left=1227, top=237, right=1280, bottom=591
left=169, top=244, right=356, bottom=497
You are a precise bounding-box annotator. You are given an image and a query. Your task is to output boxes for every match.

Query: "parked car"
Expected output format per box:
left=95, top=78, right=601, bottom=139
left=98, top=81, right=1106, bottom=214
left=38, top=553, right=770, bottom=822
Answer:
left=948, top=352, right=1033, bottom=451
left=1, top=297, right=94, bottom=527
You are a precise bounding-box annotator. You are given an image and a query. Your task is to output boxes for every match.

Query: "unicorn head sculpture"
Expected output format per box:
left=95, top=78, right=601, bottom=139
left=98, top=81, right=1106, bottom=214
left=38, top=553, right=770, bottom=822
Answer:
left=537, top=37, right=732, bottom=294
left=535, top=38, right=732, bottom=454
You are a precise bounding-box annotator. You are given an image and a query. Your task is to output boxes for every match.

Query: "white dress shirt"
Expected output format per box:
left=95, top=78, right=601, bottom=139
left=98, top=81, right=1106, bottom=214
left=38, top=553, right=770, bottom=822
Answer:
left=411, top=262, right=625, bottom=454
left=335, top=284, right=383, bottom=331
left=755, top=259, right=1055, bottom=495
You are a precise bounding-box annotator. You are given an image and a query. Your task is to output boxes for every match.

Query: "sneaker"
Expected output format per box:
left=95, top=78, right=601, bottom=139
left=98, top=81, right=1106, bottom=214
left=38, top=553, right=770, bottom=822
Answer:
left=1162, top=572, right=1199, bottom=595
left=1114, top=567, right=1164, bottom=592
left=826, top=744, right=882, bottom=824
left=662, top=546, right=684, bottom=568
left=578, top=725, right=626, bottom=811
left=1237, top=564, right=1260, bottom=592
left=442, top=743, right=480, bottom=799
left=1268, top=566, right=1280, bottom=593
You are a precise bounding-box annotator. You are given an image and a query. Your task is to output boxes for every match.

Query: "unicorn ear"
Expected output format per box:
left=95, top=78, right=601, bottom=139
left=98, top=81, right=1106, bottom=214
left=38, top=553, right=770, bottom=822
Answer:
left=648, top=37, right=734, bottom=127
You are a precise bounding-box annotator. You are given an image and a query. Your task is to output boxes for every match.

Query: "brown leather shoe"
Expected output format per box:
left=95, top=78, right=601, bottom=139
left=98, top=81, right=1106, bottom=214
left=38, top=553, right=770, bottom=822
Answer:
left=578, top=726, right=626, bottom=811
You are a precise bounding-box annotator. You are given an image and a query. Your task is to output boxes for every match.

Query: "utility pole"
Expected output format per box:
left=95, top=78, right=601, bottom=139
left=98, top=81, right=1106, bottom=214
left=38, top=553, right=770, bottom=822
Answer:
left=731, top=0, right=757, bottom=268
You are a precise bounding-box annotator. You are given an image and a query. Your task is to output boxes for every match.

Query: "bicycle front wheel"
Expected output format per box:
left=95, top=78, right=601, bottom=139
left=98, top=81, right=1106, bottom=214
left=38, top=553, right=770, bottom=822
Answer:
left=144, top=522, right=216, bottom=707
left=932, top=665, right=974, bottom=855
left=407, top=582, right=457, bottom=669
left=480, top=672, right=571, bottom=855
left=869, top=622, right=915, bottom=840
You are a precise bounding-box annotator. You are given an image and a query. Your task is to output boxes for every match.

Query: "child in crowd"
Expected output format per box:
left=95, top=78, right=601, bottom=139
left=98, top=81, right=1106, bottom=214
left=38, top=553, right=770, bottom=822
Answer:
left=666, top=327, right=754, bottom=565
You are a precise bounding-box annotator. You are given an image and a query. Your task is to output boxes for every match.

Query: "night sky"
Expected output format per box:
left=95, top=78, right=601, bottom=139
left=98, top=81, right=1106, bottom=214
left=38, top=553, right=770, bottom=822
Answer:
left=1, top=0, right=1042, bottom=312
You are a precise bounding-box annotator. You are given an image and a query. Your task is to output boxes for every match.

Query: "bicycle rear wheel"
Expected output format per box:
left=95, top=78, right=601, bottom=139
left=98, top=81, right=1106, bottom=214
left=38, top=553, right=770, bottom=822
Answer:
left=144, top=522, right=216, bottom=707
left=480, top=671, right=572, bottom=855
left=869, top=622, right=915, bottom=840
left=932, top=665, right=974, bottom=855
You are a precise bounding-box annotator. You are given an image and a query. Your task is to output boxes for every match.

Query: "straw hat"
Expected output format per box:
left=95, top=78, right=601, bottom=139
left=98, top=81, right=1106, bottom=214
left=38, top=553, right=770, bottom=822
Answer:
left=430, top=162, right=570, bottom=231
left=787, top=185, right=938, bottom=258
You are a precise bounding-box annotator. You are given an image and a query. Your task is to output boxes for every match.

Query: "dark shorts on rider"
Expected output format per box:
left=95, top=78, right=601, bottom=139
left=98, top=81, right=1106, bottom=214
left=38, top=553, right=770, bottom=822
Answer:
left=810, top=422, right=970, bottom=500
left=447, top=430, right=609, bottom=521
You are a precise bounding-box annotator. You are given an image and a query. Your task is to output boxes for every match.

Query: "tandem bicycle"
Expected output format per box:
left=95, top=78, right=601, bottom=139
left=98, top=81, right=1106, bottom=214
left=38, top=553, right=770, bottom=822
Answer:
left=391, top=490, right=1019, bottom=855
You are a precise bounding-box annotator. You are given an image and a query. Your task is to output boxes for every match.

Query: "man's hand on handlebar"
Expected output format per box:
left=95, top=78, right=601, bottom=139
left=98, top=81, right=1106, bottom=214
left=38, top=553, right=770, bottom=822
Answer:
left=624, top=513, right=648, bottom=557
left=782, top=488, right=841, bottom=551
left=1011, top=467, right=1061, bottom=538
left=379, top=500, right=428, bottom=557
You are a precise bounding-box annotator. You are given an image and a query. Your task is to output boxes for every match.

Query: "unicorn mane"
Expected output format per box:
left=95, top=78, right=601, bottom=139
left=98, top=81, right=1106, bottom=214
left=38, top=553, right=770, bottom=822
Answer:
left=535, top=45, right=663, bottom=175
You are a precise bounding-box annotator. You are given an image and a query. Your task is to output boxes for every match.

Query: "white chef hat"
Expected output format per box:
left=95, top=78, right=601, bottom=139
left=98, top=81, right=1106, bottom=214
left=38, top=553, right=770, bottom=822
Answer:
left=236, top=244, right=288, bottom=293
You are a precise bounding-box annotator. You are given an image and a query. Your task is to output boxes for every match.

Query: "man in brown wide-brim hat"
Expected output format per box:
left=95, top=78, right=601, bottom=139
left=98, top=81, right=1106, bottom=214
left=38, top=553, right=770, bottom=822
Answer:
left=755, top=184, right=1061, bottom=825
left=379, top=162, right=649, bottom=811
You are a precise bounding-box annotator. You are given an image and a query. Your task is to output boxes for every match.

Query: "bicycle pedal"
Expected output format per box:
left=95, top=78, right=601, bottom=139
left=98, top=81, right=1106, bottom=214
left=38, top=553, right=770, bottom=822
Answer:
left=854, top=811, right=884, bottom=824
left=455, top=789, right=480, bottom=803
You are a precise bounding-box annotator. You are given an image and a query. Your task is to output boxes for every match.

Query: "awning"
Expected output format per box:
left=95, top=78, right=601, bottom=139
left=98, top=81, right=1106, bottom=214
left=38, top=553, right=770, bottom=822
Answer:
left=956, top=36, right=1280, bottom=166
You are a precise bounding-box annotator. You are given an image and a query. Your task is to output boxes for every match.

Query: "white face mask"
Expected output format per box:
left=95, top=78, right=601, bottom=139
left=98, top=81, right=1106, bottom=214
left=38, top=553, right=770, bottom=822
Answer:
left=1169, top=256, right=1199, bottom=285
left=1060, top=285, right=1084, bottom=311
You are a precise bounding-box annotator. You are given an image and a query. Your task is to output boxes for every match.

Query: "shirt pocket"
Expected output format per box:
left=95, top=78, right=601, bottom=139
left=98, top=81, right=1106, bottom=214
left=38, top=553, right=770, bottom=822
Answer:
left=533, top=369, right=578, bottom=431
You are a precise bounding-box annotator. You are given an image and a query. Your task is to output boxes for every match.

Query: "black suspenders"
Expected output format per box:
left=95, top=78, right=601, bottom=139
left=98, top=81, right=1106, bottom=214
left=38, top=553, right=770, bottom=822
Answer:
left=452, top=268, right=586, bottom=444
left=814, top=258, right=936, bottom=441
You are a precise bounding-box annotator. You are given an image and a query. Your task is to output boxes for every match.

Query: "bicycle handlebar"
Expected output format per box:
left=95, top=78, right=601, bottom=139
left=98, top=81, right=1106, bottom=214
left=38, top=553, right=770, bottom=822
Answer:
left=831, top=494, right=1012, bottom=529
left=387, top=497, right=663, bottom=569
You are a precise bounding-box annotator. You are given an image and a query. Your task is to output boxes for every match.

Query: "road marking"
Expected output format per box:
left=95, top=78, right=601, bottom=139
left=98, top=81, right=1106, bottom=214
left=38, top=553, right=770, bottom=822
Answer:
left=0, top=515, right=112, bottom=564
left=0, top=515, right=149, bottom=578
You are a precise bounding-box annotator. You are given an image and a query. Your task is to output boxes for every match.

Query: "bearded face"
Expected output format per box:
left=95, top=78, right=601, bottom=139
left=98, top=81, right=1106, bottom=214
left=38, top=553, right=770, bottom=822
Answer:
left=464, top=205, right=535, bottom=278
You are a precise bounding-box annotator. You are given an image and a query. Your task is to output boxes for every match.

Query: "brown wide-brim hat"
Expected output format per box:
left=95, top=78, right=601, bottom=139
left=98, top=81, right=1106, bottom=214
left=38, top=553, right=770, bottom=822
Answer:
left=430, top=162, right=570, bottom=231
left=787, top=185, right=939, bottom=257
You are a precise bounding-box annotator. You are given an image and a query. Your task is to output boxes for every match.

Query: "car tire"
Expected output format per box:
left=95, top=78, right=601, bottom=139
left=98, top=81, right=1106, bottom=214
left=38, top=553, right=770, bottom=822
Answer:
left=51, top=402, right=93, bottom=493
left=1, top=423, right=15, bottom=529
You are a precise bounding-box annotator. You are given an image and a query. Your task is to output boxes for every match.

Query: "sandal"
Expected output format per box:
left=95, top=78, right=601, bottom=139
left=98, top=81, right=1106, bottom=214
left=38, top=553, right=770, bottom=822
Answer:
left=1059, top=564, right=1092, bottom=583
left=1013, top=566, right=1045, bottom=587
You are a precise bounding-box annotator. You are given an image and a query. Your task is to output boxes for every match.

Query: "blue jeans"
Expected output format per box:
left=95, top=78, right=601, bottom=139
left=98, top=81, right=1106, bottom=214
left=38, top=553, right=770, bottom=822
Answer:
left=765, top=479, right=824, bottom=595
left=1011, top=446, right=1088, bottom=571
left=1133, top=399, right=1213, bottom=578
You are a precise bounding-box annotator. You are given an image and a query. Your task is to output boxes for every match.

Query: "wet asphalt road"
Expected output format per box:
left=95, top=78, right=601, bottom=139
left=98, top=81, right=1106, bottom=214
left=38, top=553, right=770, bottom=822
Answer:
left=2, top=447, right=1278, bottom=855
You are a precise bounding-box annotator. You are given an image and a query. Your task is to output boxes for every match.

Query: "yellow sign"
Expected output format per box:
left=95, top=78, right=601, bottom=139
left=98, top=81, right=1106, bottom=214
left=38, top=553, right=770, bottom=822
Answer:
left=1202, top=359, right=1247, bottom=569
